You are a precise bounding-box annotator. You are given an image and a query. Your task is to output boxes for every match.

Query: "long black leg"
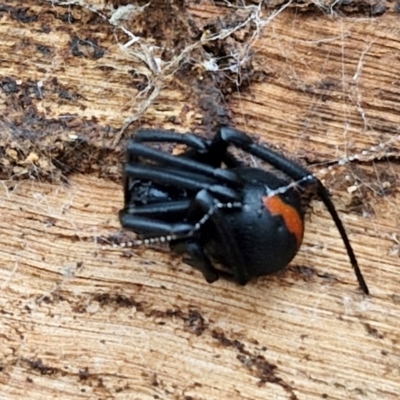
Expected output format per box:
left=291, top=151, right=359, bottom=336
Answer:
left=126, top=142, right=240, bottom=186
left=122, top=200, right=190, bottom=221
left=170, top=240, right=219, bottom=283
left=124, top=164, right=241, bottom=201
left=119, top=213, right=194, bottom=239
left=121, top=214, right=220, bottom=283
left=215, top=127, right=312, bottom=180
left=212, top=126, right=369, bottom=294
left=134, top=129, right=210, bottom=151
left=192, top=189, right=249, bottom=285
left=134, top=129, right=244, bottom=169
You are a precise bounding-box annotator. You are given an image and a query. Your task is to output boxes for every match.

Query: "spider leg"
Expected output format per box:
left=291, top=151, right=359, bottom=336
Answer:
left=122, top=200, right=190, bottom=221
left=211, top=127, right=312, bottom=180
left=133, top=129, right=210, bottom=151
left=212, top=126, right=369, bottom=294
left=119, top=196, right=221, bottom=283
left=191, top=189, right=249, bottom=285
left=126, top=142, right=240, bottom=186
left=170, top=240, right=219, bottom=283
left=135, top=129, right=246, bottom=170
left=133, top=129, right=241, bottom=165
left=124, top=164, right=241, bottom=202
left=119, top=213, right=194, bottom=239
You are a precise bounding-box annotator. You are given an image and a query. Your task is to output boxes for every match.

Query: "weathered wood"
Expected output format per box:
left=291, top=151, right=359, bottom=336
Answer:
left=1, top=1, right=400, bottom=399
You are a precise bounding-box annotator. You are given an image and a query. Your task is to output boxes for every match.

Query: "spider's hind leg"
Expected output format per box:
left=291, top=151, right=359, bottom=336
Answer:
left=119, top=199, right=220, bottom=283
left=188, top=189, right=249, bottom=285
left=170, top=240, right=219, bottom=283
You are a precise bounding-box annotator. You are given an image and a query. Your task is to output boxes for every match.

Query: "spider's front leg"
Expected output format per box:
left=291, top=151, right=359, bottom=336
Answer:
left=132, top=129, right=243, bottom=168
left=133, top=129, right=210, bottom=149
left=125, top=141, right=240, bottom=186
left=123, top=161, right=242, bottom=207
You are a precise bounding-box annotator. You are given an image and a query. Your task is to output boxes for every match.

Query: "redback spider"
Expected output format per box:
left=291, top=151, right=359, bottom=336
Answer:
left=119, top=126, right=369, bottom=294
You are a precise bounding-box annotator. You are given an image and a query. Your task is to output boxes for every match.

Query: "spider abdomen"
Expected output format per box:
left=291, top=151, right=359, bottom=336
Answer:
left=209, top=172, right=304, bottom=280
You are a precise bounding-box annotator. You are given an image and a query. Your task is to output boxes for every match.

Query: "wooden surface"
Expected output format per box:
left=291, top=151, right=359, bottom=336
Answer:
left=1, top=1, right=400, bottom=399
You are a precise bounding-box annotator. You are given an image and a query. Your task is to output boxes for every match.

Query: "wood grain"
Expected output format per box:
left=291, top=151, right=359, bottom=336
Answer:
left=1, top=1, right=400, bottom=399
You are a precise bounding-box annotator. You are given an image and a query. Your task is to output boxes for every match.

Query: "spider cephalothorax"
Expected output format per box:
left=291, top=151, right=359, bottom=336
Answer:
left=119, top=126, right=369, bottom=294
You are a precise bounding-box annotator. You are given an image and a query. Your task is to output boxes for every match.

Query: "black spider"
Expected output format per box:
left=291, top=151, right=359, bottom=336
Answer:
left=119, top=126, right=369, bottom=294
